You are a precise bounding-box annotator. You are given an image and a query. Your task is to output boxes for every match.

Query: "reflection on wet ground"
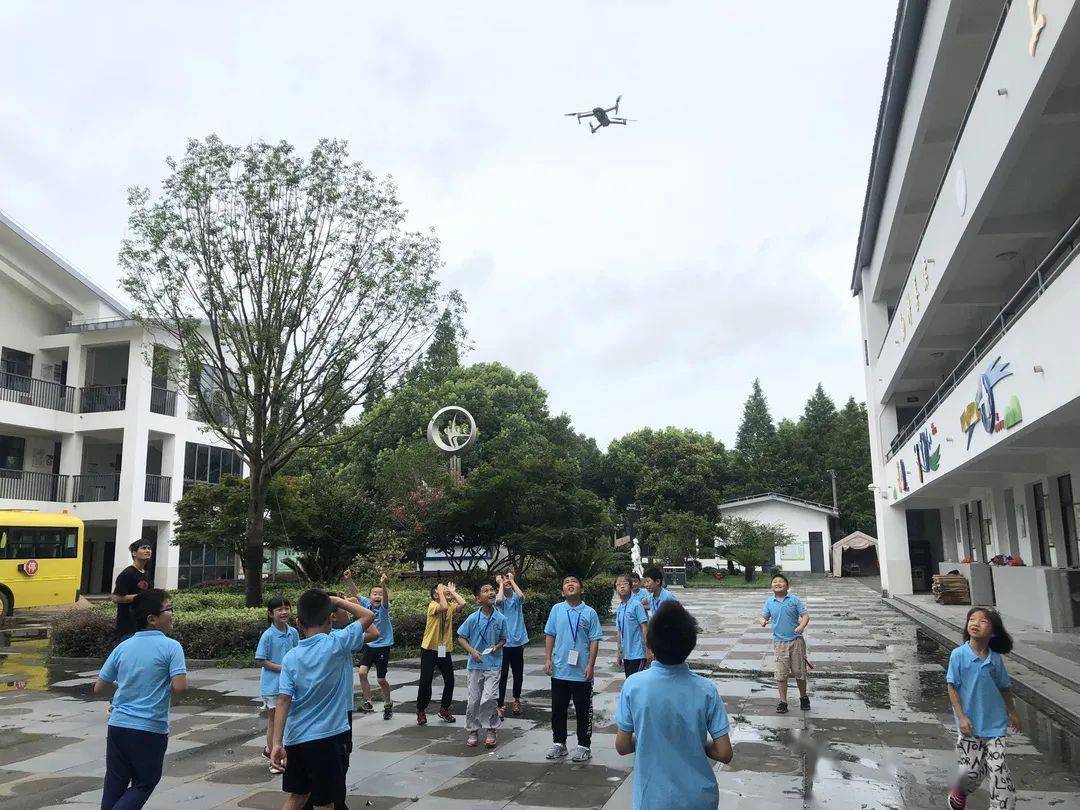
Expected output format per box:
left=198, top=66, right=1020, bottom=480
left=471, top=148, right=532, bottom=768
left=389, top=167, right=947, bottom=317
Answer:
left=0, top=582, right=1078, bottom=808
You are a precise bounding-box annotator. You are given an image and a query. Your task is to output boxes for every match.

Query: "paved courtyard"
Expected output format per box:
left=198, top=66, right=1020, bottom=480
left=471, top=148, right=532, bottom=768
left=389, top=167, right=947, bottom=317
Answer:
left=1, top=579, right=1078, bottom=809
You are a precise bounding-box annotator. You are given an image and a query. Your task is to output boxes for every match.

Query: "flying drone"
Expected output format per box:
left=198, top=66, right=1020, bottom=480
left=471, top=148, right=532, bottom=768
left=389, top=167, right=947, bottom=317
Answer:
left=565, top=95, right=633, bottom=133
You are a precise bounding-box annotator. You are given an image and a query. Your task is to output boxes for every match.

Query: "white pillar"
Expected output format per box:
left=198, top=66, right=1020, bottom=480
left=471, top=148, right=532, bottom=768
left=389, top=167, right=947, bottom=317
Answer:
left=876, top=498, right=913, bottom=596
left=999, top=488, right=1020, bottom=557
left=1045, top=476, right=1066, bottom=568
left=939, top=508, right=959, bottom=563
left=154, top=520, right=179, bottom=589
left=1019, top=484, right=1040, bottom=563
left=58, top=432, right=83, bottom=503
left=112, top=336, right=153, bottom=586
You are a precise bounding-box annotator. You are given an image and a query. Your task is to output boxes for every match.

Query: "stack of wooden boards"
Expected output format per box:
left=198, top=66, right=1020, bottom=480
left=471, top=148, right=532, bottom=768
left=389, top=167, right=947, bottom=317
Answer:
left=932, top=574, right=971, bottom=605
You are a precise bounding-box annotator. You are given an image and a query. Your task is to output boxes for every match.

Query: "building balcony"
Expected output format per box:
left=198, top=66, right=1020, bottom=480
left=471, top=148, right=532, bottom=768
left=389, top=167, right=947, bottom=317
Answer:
left=73, top=473, right=121, bottom=503
left=149, top=386, right=177, bottom=417
left=79, top=384, right=127, bottom=414
left=0, top=371, right=75, bottom=413
left=144, top=474, right=172, bottom=503
left=0, top=468, right=68, bottom=502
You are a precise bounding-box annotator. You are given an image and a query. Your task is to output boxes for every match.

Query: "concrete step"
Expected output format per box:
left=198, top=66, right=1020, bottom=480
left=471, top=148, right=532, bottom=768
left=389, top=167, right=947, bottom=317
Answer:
left=886, top=596, right=1080, bottom=737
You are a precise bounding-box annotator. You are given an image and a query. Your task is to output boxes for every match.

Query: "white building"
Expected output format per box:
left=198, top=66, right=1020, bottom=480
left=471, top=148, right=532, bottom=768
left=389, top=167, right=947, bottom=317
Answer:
left=703, top=493, right=837, bottom=574
left=0, top=208, right=240, bottom=595
left=853, top=1, right=1080, bottom=628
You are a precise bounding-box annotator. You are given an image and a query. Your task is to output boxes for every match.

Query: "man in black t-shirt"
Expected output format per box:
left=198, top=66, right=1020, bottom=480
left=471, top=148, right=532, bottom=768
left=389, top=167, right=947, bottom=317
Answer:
left=111, top=540, right=153, bottom=638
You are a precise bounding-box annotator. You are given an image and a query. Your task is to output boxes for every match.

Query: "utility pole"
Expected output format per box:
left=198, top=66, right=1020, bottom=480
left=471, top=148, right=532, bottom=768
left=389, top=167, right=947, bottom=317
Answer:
left=829, top=469, right=839, bottom=512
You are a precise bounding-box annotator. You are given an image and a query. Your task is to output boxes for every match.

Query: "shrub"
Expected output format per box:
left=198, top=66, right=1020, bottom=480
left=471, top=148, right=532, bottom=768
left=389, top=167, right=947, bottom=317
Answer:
left=51, top=608, right=115, bottom=657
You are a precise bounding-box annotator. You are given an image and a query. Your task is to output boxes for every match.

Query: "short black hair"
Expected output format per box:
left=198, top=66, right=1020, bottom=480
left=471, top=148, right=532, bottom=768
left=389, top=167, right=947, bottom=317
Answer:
left=132, top=588, right=170, bottom=630
left=629, top=572, right=641, bottom=583
left=646, top=601, right=697, bottom=665
left=129, top=539, right=152, bottom=555
left=771, top=573, right=790, bottom=587
left=963, top=607, right=1013, bottom=654
left=562, top=574, right=583, bottom=587
left=266, top=594, right=290, bottom=613
left=642, top=566, right=663, bottom=584
left=430, top=584, right=441, bottom=600
left=296, top=589, right=332, bottom=629
left=614, top=573, right=630, bottom=587
left=473, top=580, right=496, bottom=597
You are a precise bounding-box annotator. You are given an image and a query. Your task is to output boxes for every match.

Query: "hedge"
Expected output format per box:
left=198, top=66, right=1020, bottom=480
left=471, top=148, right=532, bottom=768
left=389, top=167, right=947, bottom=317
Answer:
left=52, top=575, right=614, bottom=661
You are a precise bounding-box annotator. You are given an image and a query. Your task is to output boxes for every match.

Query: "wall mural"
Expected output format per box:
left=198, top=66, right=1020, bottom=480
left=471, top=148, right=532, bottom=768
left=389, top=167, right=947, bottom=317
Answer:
left=896, top=458, right=910, bottom=494
left=959, top=356, right=1023, bottom=450
left=913, top=422, right=941, bottom=484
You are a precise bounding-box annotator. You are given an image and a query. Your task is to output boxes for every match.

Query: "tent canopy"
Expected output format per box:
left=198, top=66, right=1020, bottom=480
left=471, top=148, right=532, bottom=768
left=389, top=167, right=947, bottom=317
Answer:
left=832, top=531, right=877, bottom=576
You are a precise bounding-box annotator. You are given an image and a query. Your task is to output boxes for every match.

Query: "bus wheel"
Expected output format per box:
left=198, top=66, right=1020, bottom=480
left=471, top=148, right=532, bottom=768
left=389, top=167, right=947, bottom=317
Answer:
left=0, top=589, right=11, bottom=617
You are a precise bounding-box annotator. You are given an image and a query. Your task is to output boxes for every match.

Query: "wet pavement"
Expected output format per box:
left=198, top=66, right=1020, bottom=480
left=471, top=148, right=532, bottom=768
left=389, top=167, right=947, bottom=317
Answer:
left=0, top=579, right=1078, bottom=808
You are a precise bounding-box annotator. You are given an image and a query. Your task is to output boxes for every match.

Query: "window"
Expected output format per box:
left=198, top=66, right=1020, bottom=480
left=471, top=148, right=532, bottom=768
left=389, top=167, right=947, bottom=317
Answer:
left=177, top=542, right=235, bottom=588
left=0, top=435, right=26, bottom=472
left=0, top=527, right=79, bottom=559
left=183, top=442, right=243, bottom=486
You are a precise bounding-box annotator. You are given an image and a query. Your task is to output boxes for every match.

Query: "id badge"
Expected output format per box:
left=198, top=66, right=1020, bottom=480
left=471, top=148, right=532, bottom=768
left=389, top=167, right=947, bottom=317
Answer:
left=567, top=649, right=579, bottom=666
left=437, top=644, right=447, bottom=658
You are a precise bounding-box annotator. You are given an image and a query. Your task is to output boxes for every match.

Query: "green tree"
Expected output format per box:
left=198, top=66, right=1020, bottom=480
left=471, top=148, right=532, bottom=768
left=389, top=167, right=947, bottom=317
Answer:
left=718, top=516, right=795, bottom=581
left=645, top=510, right=715, bottom=567
left=120, top=136, right=453, bottom=605
left=732, top=378, right=777, bottom=495
left=829, top=397, right=875, bottom=535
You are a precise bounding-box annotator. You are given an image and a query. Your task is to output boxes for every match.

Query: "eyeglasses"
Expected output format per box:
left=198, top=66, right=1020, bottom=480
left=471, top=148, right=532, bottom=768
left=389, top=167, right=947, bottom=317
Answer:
left=152, top=607, right=175, bottom=615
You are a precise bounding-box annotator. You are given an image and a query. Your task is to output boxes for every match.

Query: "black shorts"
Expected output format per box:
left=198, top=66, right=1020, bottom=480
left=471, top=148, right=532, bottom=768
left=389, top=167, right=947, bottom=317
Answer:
left=283, top=735, right=344, bottom=805
left=360, top=647, right=390, bottom=679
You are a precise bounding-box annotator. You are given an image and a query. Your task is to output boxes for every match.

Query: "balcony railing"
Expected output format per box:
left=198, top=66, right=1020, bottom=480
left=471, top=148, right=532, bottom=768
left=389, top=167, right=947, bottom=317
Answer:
left=145, top=474, right=172, bottom=503
left=73, top=473, right=121, bottom=503
left=0, top=468, right=68, bottom=502
left=150, top=386, right=177, bottom=416
left=79, top=384, right=127, bottom=414
left=0, top=371, right=75, bottom=413
left=886, top=210, right=1080, bottom=461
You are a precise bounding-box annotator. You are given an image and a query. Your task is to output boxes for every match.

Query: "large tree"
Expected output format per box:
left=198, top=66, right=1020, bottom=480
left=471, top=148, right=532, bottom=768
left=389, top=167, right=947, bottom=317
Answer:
left=120, top=136, right=453, bottom=605
left=732, top=378, right=778, bottom=495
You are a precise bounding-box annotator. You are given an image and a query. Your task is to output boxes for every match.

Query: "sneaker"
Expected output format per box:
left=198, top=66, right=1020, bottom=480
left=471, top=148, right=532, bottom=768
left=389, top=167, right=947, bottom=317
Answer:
left=546, top=743, right=568, bottom=759
left=776, top=701, right=789, bottom=714
left=358, top=700, right=375, bottom=713
left=383, top=703, right=393, bottom=720
left=497, top=705, right=506, bottom=720
left=485, top=731, right=497, bottom=748
left=416, top=710, right=427, bottom=726
left=571, top=745, right=592, bottom=763
left=512, top=699, right=522, bottom=715
left=269, top=762, right=284, bottom=775
left=261, top=746, right=271, bottom=760
left=799, top=696, right=811, bottom=711
left=438, top=708, right=457, bottom=723
left=947, top=788, right=967, bottom=809
left=467, top=731, right=479, bottom=747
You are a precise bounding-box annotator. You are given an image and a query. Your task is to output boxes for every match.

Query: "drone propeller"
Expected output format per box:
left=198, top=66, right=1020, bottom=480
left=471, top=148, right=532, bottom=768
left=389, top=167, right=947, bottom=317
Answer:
left=615, top=94, right=622, bottom=115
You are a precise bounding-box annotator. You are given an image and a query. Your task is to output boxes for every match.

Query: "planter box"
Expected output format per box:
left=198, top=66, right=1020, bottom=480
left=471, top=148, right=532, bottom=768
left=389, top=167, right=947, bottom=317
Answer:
left=938, top=562, right=995, bottom=606
left=991, top=565, right=1078, bottom=632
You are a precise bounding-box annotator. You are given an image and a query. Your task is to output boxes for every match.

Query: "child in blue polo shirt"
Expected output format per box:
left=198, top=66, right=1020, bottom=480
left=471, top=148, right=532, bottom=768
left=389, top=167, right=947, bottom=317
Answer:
left=271, top=589, right=375, bottom=810
left=255, top=594, right=299, bottom=774
left=94, top=588, right=187, bottom=810
left=457, top=580, right=508, bottom=748
left=641, top=566, right=677, bottom=611
left=760, top=573, right=810, bottom=713
left=614, top=573, right=650, bottom=675
left=544, top=574, right=603, bottom=762
left=946, top=607, right=1021, bottom=810
left=495, top=570, right=528, bottom=718
left=615, top=600, right=732, bottom=810
left=348, top=571, right=395, bottom=720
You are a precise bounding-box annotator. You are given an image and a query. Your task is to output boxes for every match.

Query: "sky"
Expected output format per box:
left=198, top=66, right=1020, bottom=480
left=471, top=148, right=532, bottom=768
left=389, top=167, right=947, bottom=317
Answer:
left=0, top=2, right=896, bottom=448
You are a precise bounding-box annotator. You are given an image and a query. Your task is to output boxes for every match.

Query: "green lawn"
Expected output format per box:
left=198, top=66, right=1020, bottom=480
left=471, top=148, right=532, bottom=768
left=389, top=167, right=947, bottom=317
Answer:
left=685, top=572, right=772, bottom=589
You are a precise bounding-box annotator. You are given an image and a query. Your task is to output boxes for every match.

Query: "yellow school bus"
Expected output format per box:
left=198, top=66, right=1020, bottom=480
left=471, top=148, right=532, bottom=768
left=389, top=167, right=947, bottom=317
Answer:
left=0, top=510, right=84, bottom=615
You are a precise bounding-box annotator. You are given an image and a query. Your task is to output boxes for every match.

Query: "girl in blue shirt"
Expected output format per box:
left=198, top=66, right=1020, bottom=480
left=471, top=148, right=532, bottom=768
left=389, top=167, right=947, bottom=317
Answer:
left=255, top=595, right=299, bottom=773
left=614, top=574, right=650, bottom=676
left=946, top=607, right=1021, bottom=810
left=495, top=570, right=529, bottom=718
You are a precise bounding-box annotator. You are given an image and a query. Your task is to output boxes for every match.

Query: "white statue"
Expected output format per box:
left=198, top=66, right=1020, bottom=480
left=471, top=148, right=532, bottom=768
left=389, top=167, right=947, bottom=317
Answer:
left=631, top=536, right=644, bottom=577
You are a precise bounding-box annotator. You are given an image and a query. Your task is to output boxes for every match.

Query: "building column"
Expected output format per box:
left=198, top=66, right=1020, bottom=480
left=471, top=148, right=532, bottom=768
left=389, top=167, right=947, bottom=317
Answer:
left=112, top=336, right=153, bottom=586
left=1019, top=484, right=1040, bottom=563
left=1045, top=476, right=1066, bottom=568
left=998, top=488, right=1020, bottom=557
left=58, top=432, right=83, bottom=503
left=939, top=508, right=959, bottom=563
left=876, top=498, right=913, bottom=596
left=154, top=520, right=180, bottom=589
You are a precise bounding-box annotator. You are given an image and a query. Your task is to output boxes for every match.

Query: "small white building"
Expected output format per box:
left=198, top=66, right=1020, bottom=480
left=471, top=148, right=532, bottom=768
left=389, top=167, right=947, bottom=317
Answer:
left=0, top=207, right=239, bottom=595
left=704, top=493, right=837, bottom=574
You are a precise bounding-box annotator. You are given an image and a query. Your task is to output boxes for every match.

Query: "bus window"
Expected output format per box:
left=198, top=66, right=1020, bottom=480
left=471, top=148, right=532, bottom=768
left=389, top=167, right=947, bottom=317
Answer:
left=64, top=530, right=78, bottom=558
left=36, top=530, right=63, bottom=559
left=12, top=529, right=35, bottom=559
left=0, top=528, right=6, bottom=553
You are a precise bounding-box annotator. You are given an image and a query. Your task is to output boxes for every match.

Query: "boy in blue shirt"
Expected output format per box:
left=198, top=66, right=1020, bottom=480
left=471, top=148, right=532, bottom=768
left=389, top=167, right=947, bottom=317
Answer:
left=457, top=580, right=508, bottom=748
left=641, top=566, right=678, bottom=612
left=94, top=588, right=187, bottom=810
left=615, top=574, right=650, bottom=675
left=271, top=589, right=375, bottom=810
left=759, top=573, right=810, bottom=713
left=615, top=601, right=733, bottom=810
left=495, top=570, right=528, bottom=718
left=346, top=571, right=395, bottom=720
left=544, top=574, right=603, bottom=762
left=255, top=595, right=299, bottom=774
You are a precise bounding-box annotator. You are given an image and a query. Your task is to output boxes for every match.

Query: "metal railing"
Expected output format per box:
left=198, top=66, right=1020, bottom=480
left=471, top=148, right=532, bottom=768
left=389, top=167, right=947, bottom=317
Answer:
left=73, top=473, right=121, bottom=502
left=144, top=474, right=172, bottom=503
left=150, top=386, right=177, bottom=416
left=886, top=211, right=1080, bottom=460
left=79, top=384, right=127, bottom=413
left=880, top=0, right=1015, bottom=350
left=0, top=468, right=68, bottom=501
left=0, top=370, right=75, bottom=412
